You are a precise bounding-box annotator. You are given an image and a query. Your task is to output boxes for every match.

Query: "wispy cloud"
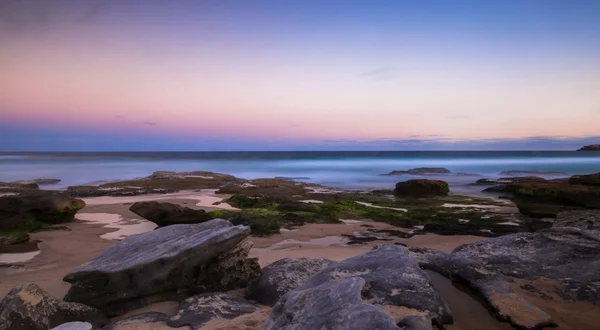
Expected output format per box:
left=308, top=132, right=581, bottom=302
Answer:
left=142, top=121, right=157, bottom=126
left=359, top=66, right=396, bottom=81
left=447, top=115, right=470, bottom=120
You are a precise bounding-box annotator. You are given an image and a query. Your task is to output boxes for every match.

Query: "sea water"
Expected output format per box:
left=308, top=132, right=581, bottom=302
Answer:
left=1, top=151, right=599, bottom=193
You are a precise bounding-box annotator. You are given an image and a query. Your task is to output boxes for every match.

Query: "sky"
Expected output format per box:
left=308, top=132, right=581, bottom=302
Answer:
left=1, top=0, right=599, bottom=151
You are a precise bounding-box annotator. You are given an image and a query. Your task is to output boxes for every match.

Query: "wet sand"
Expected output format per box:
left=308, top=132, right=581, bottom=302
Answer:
left=1, top=193, right=598, bottom=329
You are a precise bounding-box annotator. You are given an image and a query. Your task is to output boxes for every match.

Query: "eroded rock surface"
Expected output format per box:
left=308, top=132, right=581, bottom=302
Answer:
left=100, top=312, right=169, bottom=330
left=246, top=257, right=335, bottom=306
left=63, top=219, right=260, bottom=316
left=554, top=210, right=600, bottom=230
left=168, top=292, right=258, bottom=330
left=129, top=201, right=212, bottom=226
left=0, top=284, right=107, bottom=330
left=417, top=227, right=600, bottom=329
left=265, top=277, right=402, bottom=330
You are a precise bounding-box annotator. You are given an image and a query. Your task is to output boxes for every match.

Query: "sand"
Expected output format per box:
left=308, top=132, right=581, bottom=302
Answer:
left=1, top=193, right=599, bottom=329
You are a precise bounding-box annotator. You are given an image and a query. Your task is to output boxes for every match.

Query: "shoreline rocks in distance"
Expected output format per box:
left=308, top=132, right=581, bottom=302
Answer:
left=499, top=170, right=568, bottom=176
left=11, top=179, right=61, bottom=186
left=62, top=219, right=260, bottom=316
left=577, top=144, right=600, bottom=151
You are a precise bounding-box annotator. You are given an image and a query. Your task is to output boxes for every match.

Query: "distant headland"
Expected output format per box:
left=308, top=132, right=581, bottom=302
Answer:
left=578, top=145, right=600, bottom=151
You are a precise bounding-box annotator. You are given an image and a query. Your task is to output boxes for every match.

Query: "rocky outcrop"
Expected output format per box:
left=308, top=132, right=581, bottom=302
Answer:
left=385, top=167, right=452, bottom=176
left=66, top=185, right=177, bottom=198
left=246, top=257, right=335, bottom=306
left=577, top=144, right=600, bottom=151
left=417, top=227, right=600, bottom=329
left=129, top=201, right=212, bottom=226
left=12, top=179, right=61, bottom=186
left=265, top=277, right=402, bottom=330
left=0, top=284, right=107, bottom=330
left=569, top=172, right=600, bottom=186
left=554, top=210, right=600, bottom=229
left=269, top=245, right=452, bottom=328
left=0, top=191, right=85, bottom=225
left=0, top=182, right=39, bottom=194
left=63, top=219, right=260, bottom=316
left=394, top=179, right=449, bottom=197
left=100, top=312, right=169, bottom=330
left=499, top=170, right=568, bottom=176
left=167, top=293, right=258, bottom=330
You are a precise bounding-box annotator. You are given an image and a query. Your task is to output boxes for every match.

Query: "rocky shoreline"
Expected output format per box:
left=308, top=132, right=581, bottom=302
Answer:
left=1, top=169, right=600, bottom=329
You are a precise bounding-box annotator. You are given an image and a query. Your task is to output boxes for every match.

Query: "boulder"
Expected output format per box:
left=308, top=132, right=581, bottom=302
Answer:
left=417, top=227, right=600, bottom=329
left=569, top=172, right=600, bottom=186
left=129, top=201, right=212, bottom=226
left=394, top=179, right=449, bottom=197
left=246, top=257, right=335, bottom=306
left=385, top=167, right=451, bottom=176
left=577, top=144, right=600, bottom=151
left=0, top=182, right=39, bottom=194
left=167, top=292, right=258, bottom=330
left=50, top=322, right=92, bottom=330
left=12, top=179, right=61, bottom=186
left=0, top=284, right=107, bottom=330
left=264, top=277, right=402, bottom=330
left=0, top=191, right=85, bottom=224
left=554, top=210, right=600, bottom=229
left=300, top=245, right=452, bottom=326
left=100, top=312, right=169, bottom=330
left=499, top=170, right=568, bottom=176
left=63, top=219, right=260, bottom=316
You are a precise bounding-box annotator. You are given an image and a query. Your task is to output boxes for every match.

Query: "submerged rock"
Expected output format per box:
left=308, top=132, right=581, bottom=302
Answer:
left=0, top=191, right=85, bottom=224
left=168, top=292, right=258, bottom=330
left=418, top=227, right=600, bottom=329
left=265, top=277, right=401, bottom=330
left=63, top=219, right=260, bottom=316
left=394, top=179, right=449, bottom=197
left=129, top=201, right=212, bottom=226
left=0, top=283, right=107, bottom=330
left=246, top=257, right=335, bottom=306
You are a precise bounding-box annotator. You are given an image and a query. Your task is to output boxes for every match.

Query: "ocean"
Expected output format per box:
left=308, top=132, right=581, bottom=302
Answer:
left=1, top=151, right=599, bottom=194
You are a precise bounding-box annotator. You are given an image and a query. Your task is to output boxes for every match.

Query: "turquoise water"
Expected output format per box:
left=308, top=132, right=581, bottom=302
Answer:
left=1, top=151, right=599, bottom=193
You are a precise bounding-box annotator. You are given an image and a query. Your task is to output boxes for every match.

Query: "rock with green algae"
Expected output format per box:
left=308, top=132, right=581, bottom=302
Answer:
left=129, top=201, right=212, bottom=227
left=394, top=179, right=450, bottom=197
left=0, top=191, right=85, bottom=224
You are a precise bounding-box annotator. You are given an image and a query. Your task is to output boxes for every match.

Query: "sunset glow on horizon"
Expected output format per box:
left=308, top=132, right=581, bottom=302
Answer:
left=1, top=0, right=600, bottom=150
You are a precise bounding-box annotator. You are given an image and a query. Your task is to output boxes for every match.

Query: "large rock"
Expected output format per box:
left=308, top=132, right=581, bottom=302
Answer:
left=554, top=210, right=600, bottom=229
left=394, top=179, right=449, bottom=197
left=168, top=292, right=258, bottom=330
left=0, top=284, right=107, bottom=330
left=129, top=201, right=212, bottom=226
left=418, top=227, right=600, bottom=329
left=569, top=172, right=600, bottom=186
left=0, top=191, right=85, bottom=224
left=63, top=219, right=260, bottom=316
left=577, top=144, right=600, bottom=151
left=265, top=277, right=402, bottom=330
left=385, top=168, right=451, bottom=176
left=301, top=245, right=451, bottom=326
left=246, top=257, right=335, bottom=306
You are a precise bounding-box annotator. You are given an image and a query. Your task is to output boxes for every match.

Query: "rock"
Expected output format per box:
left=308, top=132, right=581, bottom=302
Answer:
left=419, top=227, right=600, bottom=329
left=100, top=312, right=169, bottom=330
left=50, top=322, right=92, bottom=330
left=246, top=257, right=335, bottom=306
left=274, top=176, right=311, bottom=181
left=0, top=182, right=39, bottom=194
left=577, top=144, right=600, bottom=151
left=129, top=201, right=212, bottom=226
left=167, top=292, right=258, bottom=330
left=394, top=179, right=449, bottom=197
left=554, top=210, right=600, bottom=229
left=569, top=172, right=600, bottom=186
left=300, top=245, right=452, bottom=326
left=264, top=277, right=401, bottom=330
left=66, top=185, right=177, bottom=198
left=0, top=191, right=85, bottom=224
left=12, top=179, right=61, bottom=186
left=474, top=176, right=546, bottom=185
left=63, top=219, right=260, bottom=316
left=385, top=167, right=452, bottom=176
left=516, top=202, right=577, bottom=219
left=499, top=170, right=568, bottom=176
left=0, top=283, right=107, bottom=330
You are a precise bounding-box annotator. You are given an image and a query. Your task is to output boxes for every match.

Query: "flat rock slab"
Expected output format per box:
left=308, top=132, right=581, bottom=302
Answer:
left=265, top=277, right=402, bottom=330
left=63, top=219, right=260, bottom=316
left=101, top=312, right=169, bottom=330
left=417, top=227, right=600, bottom=329
left=246, top=257, right=335, bottom=306
left=0, top=283, right=107, bottom=330
left=51, top=322, right=92, bottom=330
left=301, top=245, right=452, bottom=326
left=168, top=292, right=258, bottom=330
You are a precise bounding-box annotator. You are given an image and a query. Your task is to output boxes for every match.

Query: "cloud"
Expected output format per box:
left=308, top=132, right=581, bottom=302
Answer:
left=359, top=66, right=396, bottom=81
left=447, top=115, right=470, bottom=120
left=142, top=121, right=157, bottom=126
left=113, top=115, right=123, bottom=119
